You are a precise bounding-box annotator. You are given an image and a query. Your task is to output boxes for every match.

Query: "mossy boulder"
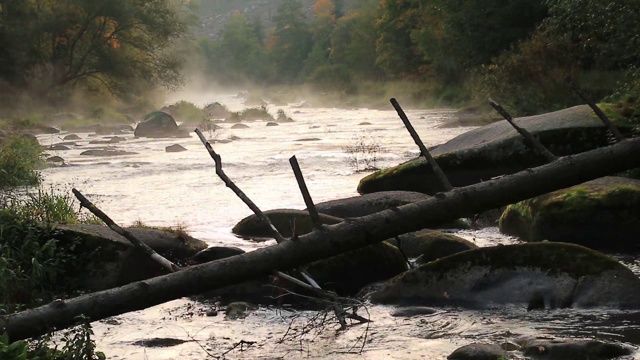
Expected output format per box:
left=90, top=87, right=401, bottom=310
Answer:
left=358, top=105, right=636, bottom=195
left=499, top=176, right=640, bottom=252
left=367, top=242, right=640, bottom=308
left=386, top=229, right=477, bottom=260
left=134, top=111, right=189, bottom=138
left=55, top=224, right=207, bottom=290
left=306, top=241, right=409, bottom=295
left=198, top=241, right=408, bottom=305
left=519, top=338, right=631, bottom=360
left=232, top=209, right=343, bottom=240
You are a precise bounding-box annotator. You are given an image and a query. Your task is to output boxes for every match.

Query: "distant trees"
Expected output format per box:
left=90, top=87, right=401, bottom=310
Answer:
left=0, top=0, right=186, bottom=104
left=195, top=0, right=640, bottom=114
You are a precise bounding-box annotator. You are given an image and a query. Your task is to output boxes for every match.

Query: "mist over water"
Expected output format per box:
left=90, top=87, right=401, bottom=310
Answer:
left=37, top=91, right=640, bottom=359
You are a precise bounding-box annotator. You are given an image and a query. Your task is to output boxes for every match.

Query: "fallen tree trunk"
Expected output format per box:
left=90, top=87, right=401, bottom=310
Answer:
left=2, top=138, right=640, bottom=341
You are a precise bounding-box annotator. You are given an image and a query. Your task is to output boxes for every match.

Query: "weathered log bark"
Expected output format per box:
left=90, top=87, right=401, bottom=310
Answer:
left=2, top=137, right=640, bottom=341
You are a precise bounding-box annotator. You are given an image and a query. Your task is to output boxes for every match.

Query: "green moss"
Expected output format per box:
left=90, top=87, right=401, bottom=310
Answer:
left=598, top=101, right=640, bottom=128
left=409, top=242, right=620, bottom=281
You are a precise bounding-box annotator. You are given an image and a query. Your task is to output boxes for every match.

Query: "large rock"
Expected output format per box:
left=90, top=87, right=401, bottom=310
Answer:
left=232, top=209, right=343, bottom=240
left=80, top=149, right=137, bottom=157
left=313, top=191, right=469, bottom=229
left=55, top=224, right=208, bottom=290
left=358, top=105, right=635, bottom=195
left=386, top=229, right=477, bottom=260
left=447, top=343, right=508, bottom=360
left=367, top=242, right=640, bottom=308
left=519, top=338, right=631, bottom=360
left=205, top=102, right=231, bottom=119
left=499, top=176, right=640, bottom=252
left=134, top=112, right=189, bottom=138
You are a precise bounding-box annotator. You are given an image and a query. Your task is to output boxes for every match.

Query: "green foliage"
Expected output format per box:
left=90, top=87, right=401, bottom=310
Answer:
left=0, top=0, right=186, bottom=104
left=226, top=105, right=275, bottom=122
left=269, top=0, right=313, bottom=82
left=169, top=100, right=206, bottom=123
left=0, top=136, right=43, bottom=188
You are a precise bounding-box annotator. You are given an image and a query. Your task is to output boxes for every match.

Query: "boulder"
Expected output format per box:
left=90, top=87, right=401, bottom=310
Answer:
left=55, top=224, right=207, bottom=290
left=499, top=176, right=640, bottom=252
left=447, top=344, right=508, bottom=360
left=45, top=156, right=65, bottom=166
left=190, top=246, right=245, bottom=264
left=205, top=102, right=231, bottom=119
left=134, top=112, right=189, bottom=138
left=305, top=241, right=409, bottom=295
left=313, top=191, right=469, bottom=229
left=386, top=229, right=477, bottom=260
left=231, top=123, right=249, bottom=129
left=80, top=149, right=137, bottom=157
left=358, top=105, right=636, bottom=195
left=519, top=338, right=631, bottom=360
left=46, top=144, right=70, bottom=151
left=166, top=144, right=187, bottom=153
left=266, top=122, right=279, bottom=127
left=63, top=134, right=81, bottom=140
left=367, top=242, right=640, bottom=309
left=232, top=209, right=343, bottom=240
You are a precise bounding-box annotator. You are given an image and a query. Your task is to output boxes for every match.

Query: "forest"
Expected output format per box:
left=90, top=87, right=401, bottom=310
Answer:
left=0, top=0, right=638, bottom=117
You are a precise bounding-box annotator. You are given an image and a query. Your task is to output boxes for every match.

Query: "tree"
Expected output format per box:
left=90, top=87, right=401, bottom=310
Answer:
left=268, top=0, right=313, bottom=82
left=0, top=0, right=186, bottom=103
left=303, top=0, right=337, bottom=77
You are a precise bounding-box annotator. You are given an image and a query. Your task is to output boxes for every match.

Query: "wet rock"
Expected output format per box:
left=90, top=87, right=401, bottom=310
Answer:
left=266, top=122, right=279, bottom=126
left=166, top=144, right=187, bottom=153
left=191, top=246, right=245, bottom=264
left=134, top=111, right=189, bottom=138
left=358, top=105, right=636, bottom=195
left=313, top=191, right=429, bottom=218
left=390, top=306, right=437, bottom=317
left=294, top=137, right=320, bottom=141
left=63, top=134, right=81, bottom=140
left=225, top=301, right=257, bottom=320
left=133, top=337, right=189, bottom=348
left=95, top=124, right=133, bottom=135
left=520, top=338, right=631, bottom=360
left=89, top=136, right=126, bottom=145
left=448, top=343, right=508, bottom=360
left=27, top=125, right=60, bottom=135
left=368, top=242, right=640, bottom=308
left=359, top=122, right=372, bottom=125
left=306, top=241, right=408, bottom=295
left=54, top=224, right=208, bottom=290
left=205, top=102, right=231, bottom=119
left=387, top=229, right=477, bottom=260
left=45, top=156, right=65, bottom=166
left=499, top=176, right=640, bottom=252
left=231, top=123, right=249, bottom=129
left=80, top=149, right=137, bottom=156
left=232, top=209, right=343, bottom=240
left=46, top=144, right=70, bottom=151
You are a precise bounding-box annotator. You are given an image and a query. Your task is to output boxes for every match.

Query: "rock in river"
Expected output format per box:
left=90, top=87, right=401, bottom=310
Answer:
left=134, top=111, right=189, bottom=138
left=367, top=242, right=640, bottom=309
left=232, top=209, right=343, bottom=240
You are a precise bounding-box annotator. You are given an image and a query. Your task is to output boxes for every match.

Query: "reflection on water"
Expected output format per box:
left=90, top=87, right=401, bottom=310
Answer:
left=38, top=93, right=640, bottom=359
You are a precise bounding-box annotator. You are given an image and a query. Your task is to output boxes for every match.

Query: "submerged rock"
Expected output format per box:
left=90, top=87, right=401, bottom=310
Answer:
left=80, top=149, right=137, bottom=157
left=232, top=209, right=343, bottom=240
left=447, top=343, right=508, bottom=360
left=358, top=105, right=635, bottom=195
left=368, top=242, right=640, bottom=309
left=499, top=176, right=640, bottom=252
left=166, top=144, right=187, bottom=153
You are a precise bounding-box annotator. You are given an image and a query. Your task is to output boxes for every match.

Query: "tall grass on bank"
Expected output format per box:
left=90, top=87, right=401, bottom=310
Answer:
left=0, top=135, right=43, bottom=188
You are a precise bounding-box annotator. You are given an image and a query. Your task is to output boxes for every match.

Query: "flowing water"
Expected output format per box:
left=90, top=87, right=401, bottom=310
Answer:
left=37, top=92, right=640, bottom=359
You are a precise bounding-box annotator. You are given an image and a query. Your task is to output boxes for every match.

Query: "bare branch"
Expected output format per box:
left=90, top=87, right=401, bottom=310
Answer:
left=289, top=156, right=321, bottom=230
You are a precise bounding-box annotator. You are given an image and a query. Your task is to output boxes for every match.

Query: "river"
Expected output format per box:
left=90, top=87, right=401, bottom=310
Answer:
left=37, top=91, right=640, bottom=359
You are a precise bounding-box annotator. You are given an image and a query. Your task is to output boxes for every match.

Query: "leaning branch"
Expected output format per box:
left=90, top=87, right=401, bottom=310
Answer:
left=72, top=188, right=179, bottom=272
left=3, top=138, right=640, bottom=341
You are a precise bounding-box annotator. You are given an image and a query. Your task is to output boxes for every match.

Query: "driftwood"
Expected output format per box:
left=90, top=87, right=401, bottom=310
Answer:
left=566, top=78, right=625, bottom=142
left=2, top=137, right=640, bottom=341
left=72, top=188, right=180, bottom=272
left=289, top=155, right=321, bottom=230
left=391, top=98, right=453, bottom=191
left=489, top=99, right=557, bottom=162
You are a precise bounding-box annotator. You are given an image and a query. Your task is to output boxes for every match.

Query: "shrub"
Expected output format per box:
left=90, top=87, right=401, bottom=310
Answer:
left=343, top=135, right=385, bottom=172
left=170, top=100, right=206, bottom=123
left=226, top=105, right=275, bottom=122
left=0, top=135, right=43, bottom=188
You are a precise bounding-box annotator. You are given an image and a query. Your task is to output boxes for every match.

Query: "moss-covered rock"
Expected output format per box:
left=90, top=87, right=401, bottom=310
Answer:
left=306, top=241, right=408, bottom=295
left=55, top=224, right=208, bottom=290
left=358, top=105, right=636, bottom=195
left=499, top=176, right=640, bottom=251
left=367, top=242, right=640, bottom=308
left=232, top=209, right=343, bottom=240
left=386, top=229, right=477, bottom=261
